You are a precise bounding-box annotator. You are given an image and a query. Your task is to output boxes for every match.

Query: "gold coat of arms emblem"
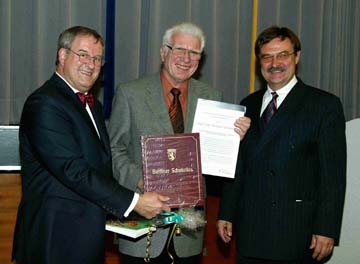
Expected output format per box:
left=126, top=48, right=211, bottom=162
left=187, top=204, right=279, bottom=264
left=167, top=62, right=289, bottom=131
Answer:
left=167, top=148, right=176, bottom=161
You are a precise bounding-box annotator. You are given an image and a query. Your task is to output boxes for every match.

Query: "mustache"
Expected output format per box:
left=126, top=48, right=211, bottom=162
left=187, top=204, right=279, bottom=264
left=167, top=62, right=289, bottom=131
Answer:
left=267, top=66, right=286, bottom=73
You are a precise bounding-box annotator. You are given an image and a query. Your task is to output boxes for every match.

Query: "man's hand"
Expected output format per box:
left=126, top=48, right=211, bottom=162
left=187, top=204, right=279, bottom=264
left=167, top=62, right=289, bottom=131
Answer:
left=310, top=234, right=334, bottom=261
left=134, top=192, right=170, bottom=219
left=217, top=220, right=233, bottom=243
left=234, top=116, right=251, bottom=140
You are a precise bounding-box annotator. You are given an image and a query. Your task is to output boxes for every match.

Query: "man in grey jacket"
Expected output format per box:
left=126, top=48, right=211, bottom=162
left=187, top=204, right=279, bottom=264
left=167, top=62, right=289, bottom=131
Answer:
left=108, top=22, right=249, bottom=264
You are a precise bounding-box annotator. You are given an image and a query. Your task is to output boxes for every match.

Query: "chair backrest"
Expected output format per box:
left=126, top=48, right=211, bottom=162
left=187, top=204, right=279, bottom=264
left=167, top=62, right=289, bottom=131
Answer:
left=0, top=126, right=20, bottom=171
left=328, top=118, right=360, bottom=263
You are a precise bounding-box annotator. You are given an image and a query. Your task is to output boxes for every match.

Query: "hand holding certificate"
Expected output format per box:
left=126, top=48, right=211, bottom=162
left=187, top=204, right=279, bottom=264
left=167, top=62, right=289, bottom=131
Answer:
left=192, top=99, right=246, bottom=178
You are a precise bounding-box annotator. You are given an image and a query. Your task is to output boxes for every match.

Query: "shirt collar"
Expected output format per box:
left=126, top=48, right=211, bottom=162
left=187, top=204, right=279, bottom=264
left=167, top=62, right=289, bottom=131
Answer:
left=266, top=75, right=298, bottom=96
left=261, top=75, right=298, bottom=114
left=55, top=71, right=88, bottom=95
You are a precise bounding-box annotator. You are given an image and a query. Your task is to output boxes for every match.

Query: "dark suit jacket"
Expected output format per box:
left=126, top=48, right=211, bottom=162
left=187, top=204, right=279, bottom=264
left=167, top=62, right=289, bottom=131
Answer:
left=12, top=74, right=134, bottom=264
left=108, top=73, right=222, bottom=258
left=219, top=79, right=346, bottom=260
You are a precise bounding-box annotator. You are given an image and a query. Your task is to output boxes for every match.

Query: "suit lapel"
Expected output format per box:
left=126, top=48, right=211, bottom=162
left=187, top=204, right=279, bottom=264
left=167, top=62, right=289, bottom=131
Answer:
left=145, top=76, right=174, bottom=134
left=143, top=75, right=215, bottom=134
left=78, top=106, right=102, bottom=141
left=253, top=81, right=307, bottom=157
left=185, top=80, right=201, bottom=133
left=90, top=105, right=111, bottom=153
left=52, top=74, right=105, bottom=144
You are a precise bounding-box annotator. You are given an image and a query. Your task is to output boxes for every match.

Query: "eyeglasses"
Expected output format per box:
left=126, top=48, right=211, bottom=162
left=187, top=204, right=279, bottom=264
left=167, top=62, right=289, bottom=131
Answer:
left=259, top=51, right=296, bottom=63
left=165, top=44, right=202, bottom=61
left=67, top=49, right=105, bottom=67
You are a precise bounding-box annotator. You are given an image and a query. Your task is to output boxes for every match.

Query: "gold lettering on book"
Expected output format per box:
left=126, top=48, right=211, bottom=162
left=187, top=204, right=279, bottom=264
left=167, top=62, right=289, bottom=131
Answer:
left=171, top=167, right=194, bottom=173
left=152, top=168, right=170, bottom=174
left=151, top=167, right=194, bottom=174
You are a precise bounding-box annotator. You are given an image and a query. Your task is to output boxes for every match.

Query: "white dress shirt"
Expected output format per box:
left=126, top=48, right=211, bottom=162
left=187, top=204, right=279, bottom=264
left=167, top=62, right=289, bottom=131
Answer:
left=260, top=75, right=298, bottom=116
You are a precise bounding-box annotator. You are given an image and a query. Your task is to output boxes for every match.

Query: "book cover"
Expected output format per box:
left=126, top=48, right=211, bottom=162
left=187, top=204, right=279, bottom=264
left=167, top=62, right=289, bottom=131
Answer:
left=141, top=133, right=204, bottom=208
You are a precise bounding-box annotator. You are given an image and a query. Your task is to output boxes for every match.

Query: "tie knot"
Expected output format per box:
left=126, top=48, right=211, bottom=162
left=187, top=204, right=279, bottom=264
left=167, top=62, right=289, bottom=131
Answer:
left=77, top=92, right=95, bottom=108
left=171, top=88, right=181, bottom=98
left=271, top=92, right=278, bottom=99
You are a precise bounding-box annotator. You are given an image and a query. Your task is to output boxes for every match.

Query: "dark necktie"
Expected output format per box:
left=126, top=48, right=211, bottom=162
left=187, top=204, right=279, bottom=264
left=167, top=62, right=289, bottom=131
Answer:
left=169, top=88, right=184, bottom=133
left=261, top=91, right=278, bottom=129
left=77, top=92, right=95, bottom=108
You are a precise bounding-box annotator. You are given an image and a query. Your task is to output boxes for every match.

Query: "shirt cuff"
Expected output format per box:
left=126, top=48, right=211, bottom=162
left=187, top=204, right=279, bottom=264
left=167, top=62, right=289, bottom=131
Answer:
left=124, top=192, right=140, bottom=217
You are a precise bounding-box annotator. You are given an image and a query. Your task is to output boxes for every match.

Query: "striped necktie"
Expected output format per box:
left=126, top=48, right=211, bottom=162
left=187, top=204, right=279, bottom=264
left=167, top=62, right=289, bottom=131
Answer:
left=169, top=88, right=184, bottom=133
left=261, top=92, right=278, bottom=130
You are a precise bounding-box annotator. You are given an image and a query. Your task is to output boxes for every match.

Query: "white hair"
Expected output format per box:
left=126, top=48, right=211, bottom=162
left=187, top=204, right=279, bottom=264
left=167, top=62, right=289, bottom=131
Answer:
left=162, top=22, right=205, bottom=51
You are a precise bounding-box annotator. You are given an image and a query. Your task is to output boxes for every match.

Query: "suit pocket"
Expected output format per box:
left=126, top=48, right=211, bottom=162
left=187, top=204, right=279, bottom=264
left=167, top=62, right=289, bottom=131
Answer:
left=292, top=199, right=316, bottom=230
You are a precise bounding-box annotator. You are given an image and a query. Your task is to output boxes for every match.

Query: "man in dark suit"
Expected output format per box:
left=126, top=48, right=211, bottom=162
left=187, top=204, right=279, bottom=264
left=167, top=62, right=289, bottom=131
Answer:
left=108, top=22, right=250, bottom=264
left=12, top=26, right=170, bottom=264
left=217, top=26, right=346, bottom=263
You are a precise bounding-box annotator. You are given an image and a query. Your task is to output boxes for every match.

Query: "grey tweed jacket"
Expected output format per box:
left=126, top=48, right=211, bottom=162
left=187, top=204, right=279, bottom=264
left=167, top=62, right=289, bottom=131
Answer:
left=108, top=73, right=222, bottom=258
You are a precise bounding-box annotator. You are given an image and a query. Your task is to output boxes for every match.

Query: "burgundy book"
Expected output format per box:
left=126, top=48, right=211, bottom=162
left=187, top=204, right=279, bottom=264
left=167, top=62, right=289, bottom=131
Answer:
left=141, top=133, right=204, bottom=208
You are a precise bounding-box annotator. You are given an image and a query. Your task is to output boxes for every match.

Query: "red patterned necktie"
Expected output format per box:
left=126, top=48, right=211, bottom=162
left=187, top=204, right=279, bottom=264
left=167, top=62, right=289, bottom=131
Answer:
left=261, top=92, right=278, bottom=129
left=77, top=92, right=95, bottom=108
left=169, top=88, right=184, bottom=133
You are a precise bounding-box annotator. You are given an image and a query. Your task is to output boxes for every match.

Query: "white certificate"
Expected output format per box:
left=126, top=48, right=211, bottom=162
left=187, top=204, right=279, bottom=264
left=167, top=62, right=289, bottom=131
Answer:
left=192, top=99, right=246, bottom=178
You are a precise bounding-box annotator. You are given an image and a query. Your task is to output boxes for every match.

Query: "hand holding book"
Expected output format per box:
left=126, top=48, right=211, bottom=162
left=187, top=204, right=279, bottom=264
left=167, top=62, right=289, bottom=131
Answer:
left=134, top=192, right=171, bottom=219
left=106, top=208, right=206, bottom=238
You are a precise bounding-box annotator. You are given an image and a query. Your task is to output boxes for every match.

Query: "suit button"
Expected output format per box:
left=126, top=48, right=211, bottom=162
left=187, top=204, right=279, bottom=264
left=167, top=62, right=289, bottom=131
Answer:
left=269, top=170, right=275, bottom=176
left=271, top=201, right=277, bottom=207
